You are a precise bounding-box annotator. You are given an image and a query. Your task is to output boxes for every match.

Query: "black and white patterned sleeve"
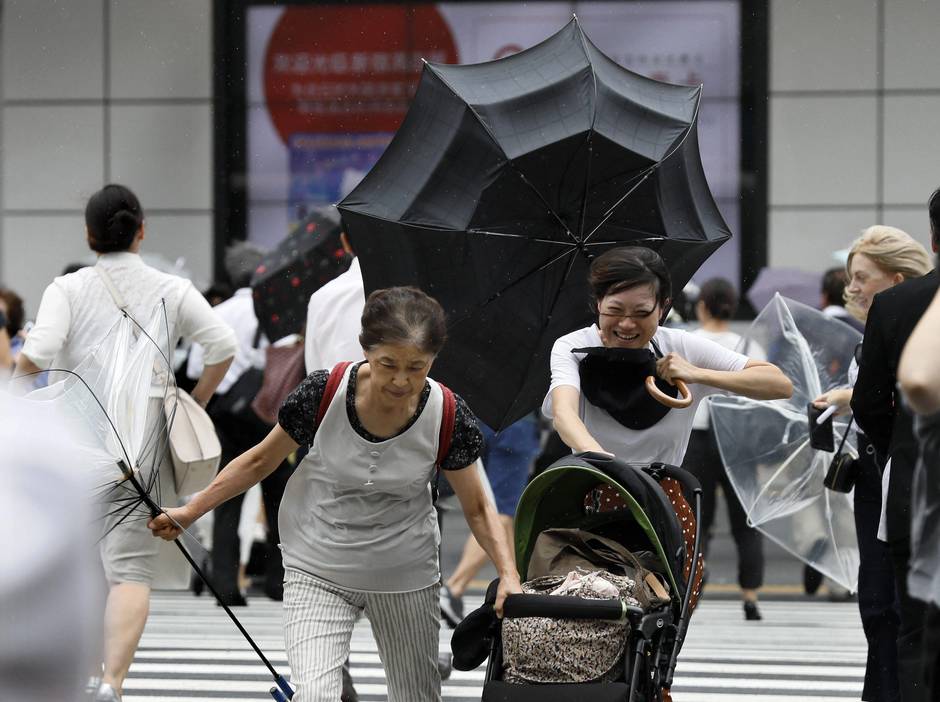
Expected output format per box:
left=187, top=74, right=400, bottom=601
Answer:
left=277, top=370, right=330, bottom=447
left=440, top=393, right=485, bottom=470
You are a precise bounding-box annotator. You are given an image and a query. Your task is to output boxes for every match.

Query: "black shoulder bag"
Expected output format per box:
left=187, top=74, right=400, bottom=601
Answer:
left=823, top=415, right=859, bottom=493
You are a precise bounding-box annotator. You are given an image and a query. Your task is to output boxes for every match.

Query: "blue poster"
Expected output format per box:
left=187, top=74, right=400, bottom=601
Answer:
left=288, top=132, right=392, bottom=225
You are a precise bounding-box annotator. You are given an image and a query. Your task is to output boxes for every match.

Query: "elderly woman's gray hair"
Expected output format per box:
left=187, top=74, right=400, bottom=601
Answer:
left=225, top=242, right=266, bottom=289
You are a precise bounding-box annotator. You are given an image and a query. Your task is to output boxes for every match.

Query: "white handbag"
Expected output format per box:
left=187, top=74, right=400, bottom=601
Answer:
left=164, top=389, right=221, bottom=495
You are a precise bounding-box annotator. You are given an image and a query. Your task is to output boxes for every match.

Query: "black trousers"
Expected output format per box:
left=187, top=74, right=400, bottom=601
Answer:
left=925, top=604, right=940, bottom=702
left=681, top=428, right=764, bottom=590
left=888, top=535, right=928, bottom=702
left=854, top=436, right=901, bottom=702
left=210, top=411, right=293, bottom=601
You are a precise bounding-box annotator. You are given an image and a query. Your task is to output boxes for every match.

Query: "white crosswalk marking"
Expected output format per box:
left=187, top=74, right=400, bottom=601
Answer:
left=125, top=593, right=866, bottom=701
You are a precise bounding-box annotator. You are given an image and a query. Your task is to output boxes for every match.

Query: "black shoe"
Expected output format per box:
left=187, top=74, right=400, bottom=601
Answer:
left=439, top=584, right=464, bottom=628
left=743, top=600, right=762, bottom=621
left=803, top=564, right=823, bottom=595
left=263, top=583, right=284, bottom=602
left=341, top=660, right=359, bottom=702
left=216, top=593, right=248, bottom=607
left=438, top=652, right=453, bottom=681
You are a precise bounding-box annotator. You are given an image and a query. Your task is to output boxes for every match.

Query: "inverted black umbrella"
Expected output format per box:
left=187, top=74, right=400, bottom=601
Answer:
left=338, top=17, right=730, bottom=429
left=251, top=207, right=352, bottom=341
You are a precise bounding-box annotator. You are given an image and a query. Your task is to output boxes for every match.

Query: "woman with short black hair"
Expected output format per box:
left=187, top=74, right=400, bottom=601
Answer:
left=543, top=247, right=791, bottom=465
left=151, top=285, right=521, bottom=702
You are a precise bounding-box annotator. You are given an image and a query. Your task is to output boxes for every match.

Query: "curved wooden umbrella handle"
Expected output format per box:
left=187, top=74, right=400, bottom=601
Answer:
left=645, top=375, right=693, bottom=409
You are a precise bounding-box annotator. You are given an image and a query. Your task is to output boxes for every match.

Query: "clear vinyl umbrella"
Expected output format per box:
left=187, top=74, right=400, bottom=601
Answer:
left=22, top=301, right=173, bottom=535
left=709, top=294, right=863, bottom=591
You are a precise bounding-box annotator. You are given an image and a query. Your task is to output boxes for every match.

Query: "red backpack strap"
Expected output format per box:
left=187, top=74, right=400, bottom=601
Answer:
left=431, top=383, right=457, bottom=504
left=316, top=361, right=352, bottom=426
left=436, top=383, right=457, bottom=467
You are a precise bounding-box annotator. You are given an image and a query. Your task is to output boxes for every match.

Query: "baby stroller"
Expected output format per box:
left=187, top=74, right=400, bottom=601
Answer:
left=453, top=452, right=703, bottom=702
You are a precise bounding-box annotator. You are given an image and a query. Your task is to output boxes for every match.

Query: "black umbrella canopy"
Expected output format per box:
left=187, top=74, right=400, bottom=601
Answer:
left=339, top=17, right=730, bottom=429
left=251, top=207, right=352, bottom=342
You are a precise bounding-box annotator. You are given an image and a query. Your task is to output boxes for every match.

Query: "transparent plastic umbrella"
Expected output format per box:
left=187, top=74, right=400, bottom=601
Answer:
left=22, top=302, right=173, bottom=537
left=709, top=294, right=863, bottom=591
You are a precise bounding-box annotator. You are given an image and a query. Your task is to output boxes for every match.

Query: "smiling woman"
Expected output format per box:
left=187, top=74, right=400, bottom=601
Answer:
left=542, top=246, right=792, bottom=466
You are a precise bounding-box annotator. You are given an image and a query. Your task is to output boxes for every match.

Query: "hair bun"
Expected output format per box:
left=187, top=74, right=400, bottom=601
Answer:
left=106, top=209, right=141, bottom=240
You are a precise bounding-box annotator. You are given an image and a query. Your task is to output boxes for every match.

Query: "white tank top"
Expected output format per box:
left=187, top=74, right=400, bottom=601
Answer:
left=278, top=364, right=444, bottom=592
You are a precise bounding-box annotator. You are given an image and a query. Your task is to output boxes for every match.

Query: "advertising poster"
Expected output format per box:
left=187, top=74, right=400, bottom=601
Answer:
left=247, top=1, right=740, bottom=282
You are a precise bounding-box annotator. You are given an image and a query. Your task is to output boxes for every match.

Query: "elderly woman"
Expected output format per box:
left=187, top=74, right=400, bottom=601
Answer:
left=150, top=286, right=521, bottom=702
left=543, top=246, right=791, bottom=464
left=812, top=225, right=932, bottom=702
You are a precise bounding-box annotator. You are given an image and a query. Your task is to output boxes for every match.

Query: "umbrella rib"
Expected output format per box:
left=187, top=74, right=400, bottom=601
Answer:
left=445, top=248, right=577, bottom=328
left=581, top=88, right=704, bottom=245
left=584, top=233, right=669, bottom=246
left=467, top=228, right=578, bottom=247
left=580, top=164, right=659, bottom=244
left=574, top=21, right=599, bottom=243
left=423, top=63, right=578, bottom=245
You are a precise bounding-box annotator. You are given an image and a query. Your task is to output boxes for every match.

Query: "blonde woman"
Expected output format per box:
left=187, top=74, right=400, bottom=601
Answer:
left=813, top=224, right=932, bottom=702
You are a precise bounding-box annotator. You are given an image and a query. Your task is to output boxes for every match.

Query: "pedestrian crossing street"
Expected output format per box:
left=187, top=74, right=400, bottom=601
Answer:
left=126, top=592, right=866, bottom=701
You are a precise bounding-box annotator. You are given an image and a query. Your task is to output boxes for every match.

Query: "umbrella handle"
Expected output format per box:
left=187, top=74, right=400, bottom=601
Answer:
left=645, top=376, right=693, bottom=409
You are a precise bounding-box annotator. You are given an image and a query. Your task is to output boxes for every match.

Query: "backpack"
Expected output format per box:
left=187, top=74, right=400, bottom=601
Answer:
left=316, top=361, right=457, bottom=501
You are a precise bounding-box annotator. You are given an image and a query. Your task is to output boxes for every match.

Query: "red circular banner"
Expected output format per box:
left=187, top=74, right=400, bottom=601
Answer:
left=264, top=5, right=458, bottom=142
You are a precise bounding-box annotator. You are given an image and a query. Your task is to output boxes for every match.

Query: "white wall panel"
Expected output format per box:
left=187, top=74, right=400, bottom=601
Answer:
left=770, top=96, right=877, bottom=206
left=109, top=0, right=212, bottom=99
left=142, top=214, right=213, bottom=290
left=768, top=208, right=877, bottom=272
left=1, top=214, right=88, bottom=318
left=770, top=0, right=877, bottom=92
left=882, top=96, right=940, bottom=205
left=2, top=106, right=104, bottom=210
left=881, top=208, right=936, bottom=251
left=1, top=0, right=104, bottom=100
left=884, top=0, right=940, bottom=90
left=109, top=104, right=212, bottom=210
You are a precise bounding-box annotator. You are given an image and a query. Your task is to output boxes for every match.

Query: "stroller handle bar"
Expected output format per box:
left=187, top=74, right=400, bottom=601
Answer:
left=574, top=452, right=703, bottom=494
left=502, top=594, right=645, bottom=622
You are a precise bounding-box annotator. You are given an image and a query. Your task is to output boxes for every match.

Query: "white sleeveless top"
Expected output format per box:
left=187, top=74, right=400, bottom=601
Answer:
left=278, top=364, right=445, bottom=592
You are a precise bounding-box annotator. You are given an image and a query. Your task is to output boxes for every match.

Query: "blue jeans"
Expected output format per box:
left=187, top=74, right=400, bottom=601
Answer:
left=479, top=415, right=541, bottom=517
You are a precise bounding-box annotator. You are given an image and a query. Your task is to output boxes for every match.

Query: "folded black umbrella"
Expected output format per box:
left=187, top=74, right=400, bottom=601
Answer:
left=251, top=207, right=351, bottom=341
left=338, top=17, right=730, bottom=429
left=451, top=579, right=500, bottom=671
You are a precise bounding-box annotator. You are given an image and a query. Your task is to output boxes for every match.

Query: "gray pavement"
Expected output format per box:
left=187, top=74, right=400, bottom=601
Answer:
left=128, top=591, right=865, bottom=701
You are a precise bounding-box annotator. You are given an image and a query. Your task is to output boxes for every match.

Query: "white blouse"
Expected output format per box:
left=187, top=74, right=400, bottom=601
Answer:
left=542, top=325, right=749, bottom=466
left=23, top=252, right=237, bottom=377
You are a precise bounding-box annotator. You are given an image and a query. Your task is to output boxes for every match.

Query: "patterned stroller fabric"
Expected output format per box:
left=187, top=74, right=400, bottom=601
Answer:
left=501, top=569, right=641, bottom=684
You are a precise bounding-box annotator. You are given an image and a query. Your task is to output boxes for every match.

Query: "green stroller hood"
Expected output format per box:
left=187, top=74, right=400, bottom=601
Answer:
left=514, top=455, right=687, bottom=598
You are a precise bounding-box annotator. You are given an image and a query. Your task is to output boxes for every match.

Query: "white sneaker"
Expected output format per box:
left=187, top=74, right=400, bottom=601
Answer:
left=94, top=682, right=121, bottom=702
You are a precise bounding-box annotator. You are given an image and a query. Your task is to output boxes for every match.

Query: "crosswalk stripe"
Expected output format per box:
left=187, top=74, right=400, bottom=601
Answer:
left=123, top=592, right=867, bottom=701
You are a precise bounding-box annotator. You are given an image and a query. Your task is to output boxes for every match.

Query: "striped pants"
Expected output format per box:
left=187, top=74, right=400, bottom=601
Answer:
left=283, top=569, right=441, bottom=702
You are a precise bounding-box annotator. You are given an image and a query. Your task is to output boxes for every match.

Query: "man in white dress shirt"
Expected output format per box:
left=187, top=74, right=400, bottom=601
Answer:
left=305, top=234, right=364, bottom=374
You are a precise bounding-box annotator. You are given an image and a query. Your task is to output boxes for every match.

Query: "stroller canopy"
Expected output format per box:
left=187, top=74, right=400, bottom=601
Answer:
left=514, top=455, right=686, bottom=597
